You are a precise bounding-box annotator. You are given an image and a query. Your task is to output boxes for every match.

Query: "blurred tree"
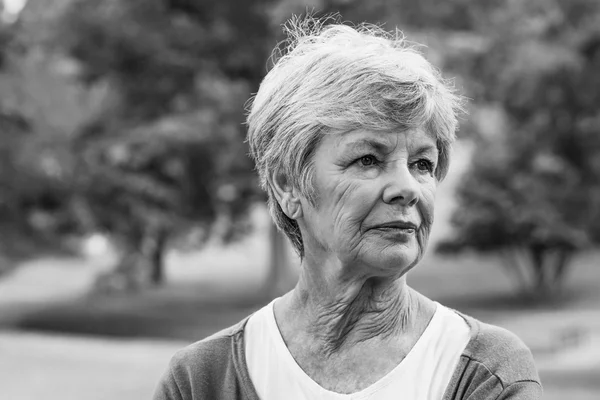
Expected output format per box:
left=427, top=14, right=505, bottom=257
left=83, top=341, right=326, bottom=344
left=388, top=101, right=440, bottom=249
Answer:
left=72, top=112, right=259, bottom=289
left=0, top=0, right=111, bottom=274
left=437, top=0, right=600, bottom=298
left=0, top=9, right=72, bottom=267
left=58, top=0, right=272, bottom=121
left=56, top=0, right=273, bottom=289
left=0, top=109, right=33, bottom=263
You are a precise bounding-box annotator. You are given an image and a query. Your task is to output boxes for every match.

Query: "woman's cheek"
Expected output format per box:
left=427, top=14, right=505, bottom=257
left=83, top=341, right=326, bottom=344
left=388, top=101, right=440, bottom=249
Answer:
left=330, top=180, right=377, bottom=247
left=417, top=183, right=436, bottom=252
left=421, top=185, right=436, bottom=226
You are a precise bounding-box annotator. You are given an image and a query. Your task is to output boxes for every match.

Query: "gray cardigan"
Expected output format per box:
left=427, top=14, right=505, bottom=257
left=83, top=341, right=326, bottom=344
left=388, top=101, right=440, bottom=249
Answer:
left=153, top=312, right=542, bottom=399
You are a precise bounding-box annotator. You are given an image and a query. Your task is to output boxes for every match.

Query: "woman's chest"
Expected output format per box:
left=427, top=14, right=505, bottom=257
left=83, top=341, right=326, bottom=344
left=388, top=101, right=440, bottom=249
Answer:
left=289, top=342, right=408, bottom=394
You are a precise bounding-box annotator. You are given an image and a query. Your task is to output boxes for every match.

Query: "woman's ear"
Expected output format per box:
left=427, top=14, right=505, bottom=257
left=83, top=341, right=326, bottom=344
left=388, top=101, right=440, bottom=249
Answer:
left=271, top=170, right=303, bottom=220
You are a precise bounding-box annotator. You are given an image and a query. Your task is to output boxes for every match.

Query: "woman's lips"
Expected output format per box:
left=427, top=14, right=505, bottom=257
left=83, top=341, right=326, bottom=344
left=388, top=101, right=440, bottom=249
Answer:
left=369, top=222, right=419, bottom=241
left=370, top=221, right=419, bottom=231
left=377, top=227, right=415, bottom=233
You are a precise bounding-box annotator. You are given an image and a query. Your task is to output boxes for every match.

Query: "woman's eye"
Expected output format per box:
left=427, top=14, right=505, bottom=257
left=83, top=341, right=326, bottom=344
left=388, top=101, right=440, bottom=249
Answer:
left=359, top=155, right=376, bottom=166
left=415, top=159, right=433, bottom=173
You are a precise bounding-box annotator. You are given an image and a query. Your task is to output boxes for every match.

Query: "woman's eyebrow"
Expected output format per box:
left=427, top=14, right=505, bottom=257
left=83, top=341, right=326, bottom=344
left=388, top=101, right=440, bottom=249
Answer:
left=344, top=139, right=391, bottom=153
left=412, top=144, right=438, bottom=157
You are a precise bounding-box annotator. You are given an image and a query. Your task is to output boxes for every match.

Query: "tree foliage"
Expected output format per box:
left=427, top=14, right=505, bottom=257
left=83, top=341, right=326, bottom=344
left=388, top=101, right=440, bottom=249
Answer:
left=438, top=0, right=600, bottom=296
left=53, top=0, right=274, bottom=288
left=59, top=0, right=272, bottom=121
left=0, top=13, right=75, bottom=264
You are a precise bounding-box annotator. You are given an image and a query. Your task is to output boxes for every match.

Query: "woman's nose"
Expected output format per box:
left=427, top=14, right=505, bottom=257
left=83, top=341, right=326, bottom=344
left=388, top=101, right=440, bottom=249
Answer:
left=381, top=164, right=420, bottom=207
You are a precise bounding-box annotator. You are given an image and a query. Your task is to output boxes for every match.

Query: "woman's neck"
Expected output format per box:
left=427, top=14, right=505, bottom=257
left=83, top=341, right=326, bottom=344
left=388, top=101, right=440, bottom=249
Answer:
left=276, top=259, right=421, bottom=355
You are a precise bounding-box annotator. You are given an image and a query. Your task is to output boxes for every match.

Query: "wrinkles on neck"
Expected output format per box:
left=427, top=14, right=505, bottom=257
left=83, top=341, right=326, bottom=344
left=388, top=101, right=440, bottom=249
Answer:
left=313, top=279, right=412, bottom=354
left=285, top=265, right=415, bottom=356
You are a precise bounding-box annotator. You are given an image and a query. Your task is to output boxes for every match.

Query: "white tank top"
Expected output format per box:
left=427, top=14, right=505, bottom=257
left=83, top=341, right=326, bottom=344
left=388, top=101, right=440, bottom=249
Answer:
left=244, top=299, right=470, bottom=400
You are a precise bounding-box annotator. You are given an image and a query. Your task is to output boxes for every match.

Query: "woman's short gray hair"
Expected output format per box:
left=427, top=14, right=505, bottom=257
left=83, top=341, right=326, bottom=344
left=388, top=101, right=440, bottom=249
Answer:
left=246, top=17, right=464, bottom=256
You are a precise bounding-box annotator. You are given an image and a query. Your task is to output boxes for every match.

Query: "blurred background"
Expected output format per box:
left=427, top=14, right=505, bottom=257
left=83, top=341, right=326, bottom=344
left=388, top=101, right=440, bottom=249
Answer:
left=0, top=0, right=599, bottom=399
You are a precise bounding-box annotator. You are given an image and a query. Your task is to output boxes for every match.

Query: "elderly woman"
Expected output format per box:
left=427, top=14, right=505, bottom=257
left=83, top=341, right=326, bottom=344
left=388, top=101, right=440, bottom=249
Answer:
left=154, top=19, right=541, bottom=400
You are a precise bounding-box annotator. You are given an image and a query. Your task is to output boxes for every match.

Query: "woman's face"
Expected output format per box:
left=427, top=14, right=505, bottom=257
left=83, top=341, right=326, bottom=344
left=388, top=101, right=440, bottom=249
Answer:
left=298, top=127, right=438, bottom=278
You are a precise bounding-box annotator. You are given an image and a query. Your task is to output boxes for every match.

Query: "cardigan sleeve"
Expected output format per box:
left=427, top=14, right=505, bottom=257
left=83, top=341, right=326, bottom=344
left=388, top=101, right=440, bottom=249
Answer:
left=444, top=313, right=543, bottom=400
left=495, top=381, right=543, bottom=399
left=153, top=363, right=185, bottom=400
left=152, top=320, right=253, bottom=400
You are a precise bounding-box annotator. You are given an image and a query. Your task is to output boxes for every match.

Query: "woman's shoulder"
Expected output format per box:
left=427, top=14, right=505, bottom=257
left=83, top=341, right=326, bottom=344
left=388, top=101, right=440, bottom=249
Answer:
left=153, top=317, right=252, bottom=400
left=171, top=316, right=249, bottom=368
left=438, top=309, right=543, bottom=399
left=453, top=311, right=542, bottom=391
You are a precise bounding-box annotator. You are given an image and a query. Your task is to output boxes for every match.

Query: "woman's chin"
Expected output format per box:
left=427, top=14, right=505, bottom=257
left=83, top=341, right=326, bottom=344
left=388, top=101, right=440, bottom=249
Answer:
left=364, top=247, right=420, bottom=277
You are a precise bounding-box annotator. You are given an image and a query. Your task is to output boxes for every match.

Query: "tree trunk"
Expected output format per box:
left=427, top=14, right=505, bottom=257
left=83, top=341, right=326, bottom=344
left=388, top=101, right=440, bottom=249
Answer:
left=498, top=245, right=576, bottom=300
left=526, top=245, right=575, bottom=298
left=529, top=245, right=550, bottom=295
left=551, top=249, right=573, bottom=290
left=500, top=247, right=530, bottom=293
left=148, top=229, right=168, bottom=285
